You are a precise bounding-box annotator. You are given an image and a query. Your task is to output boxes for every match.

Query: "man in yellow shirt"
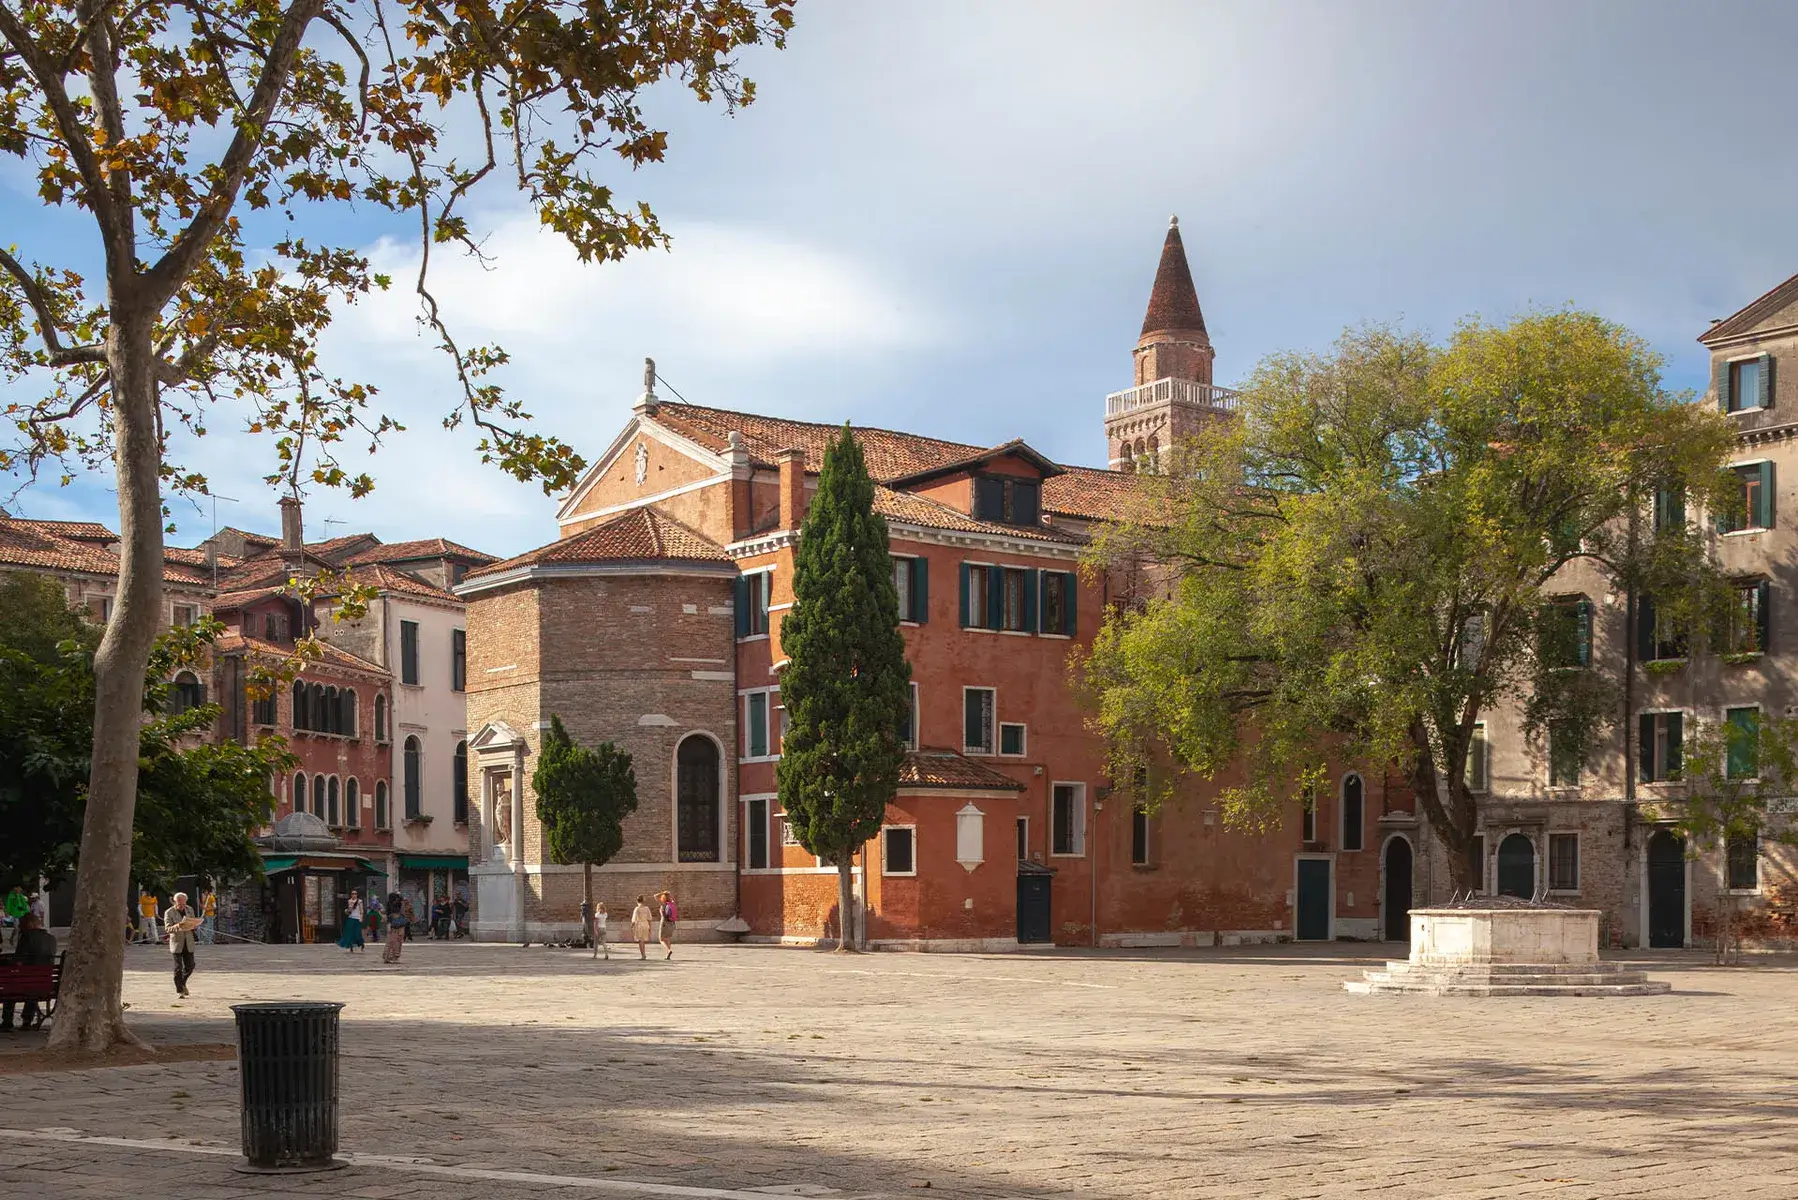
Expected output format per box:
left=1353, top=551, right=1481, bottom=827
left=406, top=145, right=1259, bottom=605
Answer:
left=136, top=890, right=160, bottom=945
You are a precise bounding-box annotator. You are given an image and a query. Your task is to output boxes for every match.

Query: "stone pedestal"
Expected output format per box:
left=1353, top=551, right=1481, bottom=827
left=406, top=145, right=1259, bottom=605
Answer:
left=1346, top=904, right=1670, bottom=997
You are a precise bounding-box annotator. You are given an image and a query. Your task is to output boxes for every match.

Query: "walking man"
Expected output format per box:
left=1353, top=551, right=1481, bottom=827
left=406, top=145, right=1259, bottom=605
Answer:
left=164, top=892, right=201, bottom=997
left=137, top=888, right=160, bottom=945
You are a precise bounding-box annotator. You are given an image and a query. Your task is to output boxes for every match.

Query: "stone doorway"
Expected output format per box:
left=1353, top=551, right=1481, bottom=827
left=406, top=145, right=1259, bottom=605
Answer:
left=1295, top=857, right=1331, bottom=941
left=1382, top=836, right=1413, bottom=941
left=1648, top=829, right=1686, bottom=948
left=1497, top=833, right=1536, bottom=898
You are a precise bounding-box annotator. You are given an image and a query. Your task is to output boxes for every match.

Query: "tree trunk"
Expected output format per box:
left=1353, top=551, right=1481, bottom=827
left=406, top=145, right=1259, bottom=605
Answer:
left=48, top=307, right=165, bottom=1053
left=1408, top=721, right=1479, bottom=899
left=834, top=856, right=856, bottom=953
left=582, top=862, right=593, bottom=908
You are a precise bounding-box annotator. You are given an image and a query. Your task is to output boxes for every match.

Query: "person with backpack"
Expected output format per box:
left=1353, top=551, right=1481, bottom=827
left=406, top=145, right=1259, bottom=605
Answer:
left=657, top=891, right=678, bottom=960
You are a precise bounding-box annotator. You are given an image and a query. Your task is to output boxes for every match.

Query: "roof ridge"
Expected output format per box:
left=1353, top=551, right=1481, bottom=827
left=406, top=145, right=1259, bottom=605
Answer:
left=1701, top=270, right=1798, bottom=343
left=655, top=401, right=987, bottom=455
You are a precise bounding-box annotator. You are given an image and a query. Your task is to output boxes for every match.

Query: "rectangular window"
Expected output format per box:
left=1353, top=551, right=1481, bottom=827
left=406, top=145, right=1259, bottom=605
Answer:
left=883, top=826, right=916, bottom=875
left=746, top=799, right=769, bottom=870
left=1002, top=568, right=1028, bottom=631
left=1727, top=833, right=1760, bottom=891
left=1727, top=580, right=1772, bottom=656
left=1469, top=834, right=1485, bottom=894
left=1017, top=816, right=1029, bottom=861
left=892, top=555, right=928, bottom=623
left=899, top=682, right=919, bottom=750
left=1726, top=706, right=1760, bottom=780
left=1542, top=598, right=1593, bottom=669
left=963, top=687, right=995, bottom=755
left=961, top=563, right=996, bottom=630
left=1340, top=774, right=1364, bottom=851
left=745, top=690, right=774, bottom=759
left=893, top=556, right=912, bottom=622
left=1721, top=462, right=1775, bottom=533
left=1548, top=720, right=1582, bottom=787
left=1041, top=571, right=1075, bottom=636
left=1131, top=805, right=1150, bottom=866
left=173, top=604, right=196, bottom=628
left=1051, top=783, right=1086, bottom=856
left=999, top=722, right=1026, bottom=756
left=250, top=688, right=276, bottom=727
left=1300, top=790, right=1317, bottom=842
left=1635, top=594, right=1687, bottom=662
left=972, top=475, right=1041, bottom=527
left=1638, top=711, right=1684, bottom=782
left=1728, top=356, right=1767, bottom=413
left=1548, top=833, right=1579, bottom=892
left=735, top=571, right=772, bottom=637
left=400, top=620, right=420, bottom=685
left=97, top=596, right=112, bottom=623
left=1653, top=481, right=1686, bottom=534
left=1465, top=723, right=1490, bottom=792
left=451, top=629, right=467, bottom=692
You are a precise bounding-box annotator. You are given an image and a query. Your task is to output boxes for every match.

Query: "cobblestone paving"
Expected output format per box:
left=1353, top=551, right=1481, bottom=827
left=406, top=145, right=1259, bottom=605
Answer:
left=1, top=941, right=1794, bottom=1199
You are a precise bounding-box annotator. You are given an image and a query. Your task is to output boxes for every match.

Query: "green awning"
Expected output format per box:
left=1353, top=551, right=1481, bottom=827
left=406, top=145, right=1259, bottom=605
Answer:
left=262, top=856, right=298, bottom=872
left=355, top=859, right=386, bottom=874
left=398, top=855, right=468, bottom=870
left=261, top=855, right=388, bottom=874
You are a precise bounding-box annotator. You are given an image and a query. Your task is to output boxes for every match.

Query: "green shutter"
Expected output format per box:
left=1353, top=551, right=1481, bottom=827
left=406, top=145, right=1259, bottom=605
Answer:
left=1636, top=594, right=1657, bottom=661
left=986, top=566, right=1004, bottom=630
left=1576, top=600, right=1593, bottom=667
left=1717, top=358, right=1731, bottom=413
left=913, top=556, right=928, bottom=624
left=1062, top=571, right=1078, bottom=636
left=1667, top=712, right=1683, bottom=780
left=958, top=562, right=971, bottom=628
left=1637, top=713, right=1654, bottom=782
left=1758, top=352, right=1774, bottom=410
left=1022, top=568, right=1039, bottom=633
left=1758, top=461, right=1775, bottom=528
left=1758, top=579, right=1772, bottom=653
left=734, top=575, right=750, bottom=638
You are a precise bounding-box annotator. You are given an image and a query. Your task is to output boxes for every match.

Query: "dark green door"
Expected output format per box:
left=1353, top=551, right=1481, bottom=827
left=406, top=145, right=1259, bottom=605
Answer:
left=1016, top=871, right=1052, bottom=944
left=1496, top=834, right=1536, bottom=899
left=1648, top=830, right=1685, bottom=948
left=1295, top=859, right=1331, bottom=941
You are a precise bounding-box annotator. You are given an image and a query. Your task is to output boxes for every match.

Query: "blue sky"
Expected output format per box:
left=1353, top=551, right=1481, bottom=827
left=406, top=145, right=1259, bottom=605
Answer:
left=6, top=1, right=1798, bottom=556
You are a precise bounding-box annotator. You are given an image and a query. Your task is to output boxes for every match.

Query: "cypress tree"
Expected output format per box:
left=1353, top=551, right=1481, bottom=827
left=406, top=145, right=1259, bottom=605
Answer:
left=776, top=424, right=912, bottom=951
left=533, top=716, right=639, bottom=920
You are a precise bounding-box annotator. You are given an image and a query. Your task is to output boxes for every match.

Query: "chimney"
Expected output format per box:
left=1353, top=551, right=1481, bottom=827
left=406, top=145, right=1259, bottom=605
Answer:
left=727, top=431, right=753, bottom=540
left=777, top=448, right=806, bottom=531
left=278, top=494, right=304, bottom=571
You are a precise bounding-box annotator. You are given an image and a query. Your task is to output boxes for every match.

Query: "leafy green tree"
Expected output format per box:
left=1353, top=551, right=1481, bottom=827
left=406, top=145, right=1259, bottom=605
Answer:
left=533, top=715, right=638, bottom=922
left=0, top=573, right=289, bottom=899
left=775, top=425, right=911, bottom=951
left=1646, top=715, right=1798, bottom=965
left=0, top=0, right=792, bottom=1051
left=1084, top=313, right=1742, bottom=893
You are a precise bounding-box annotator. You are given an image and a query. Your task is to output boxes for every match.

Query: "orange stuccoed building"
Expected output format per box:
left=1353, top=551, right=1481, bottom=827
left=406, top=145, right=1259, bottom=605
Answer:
left=456, top=220, right=1420, bottom=949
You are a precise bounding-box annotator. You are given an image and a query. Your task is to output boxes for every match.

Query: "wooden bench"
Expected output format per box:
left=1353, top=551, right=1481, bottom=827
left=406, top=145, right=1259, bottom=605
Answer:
left=0, top=953, right=64, bottom=1028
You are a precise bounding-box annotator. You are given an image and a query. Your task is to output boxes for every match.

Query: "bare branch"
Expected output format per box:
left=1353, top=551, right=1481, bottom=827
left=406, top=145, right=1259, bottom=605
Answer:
left=0, top=246, right=109, bottom=365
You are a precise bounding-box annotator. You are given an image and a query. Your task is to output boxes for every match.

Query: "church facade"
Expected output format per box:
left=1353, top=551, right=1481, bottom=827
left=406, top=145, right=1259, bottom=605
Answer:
left=456, top=221, right=1414, bottom=948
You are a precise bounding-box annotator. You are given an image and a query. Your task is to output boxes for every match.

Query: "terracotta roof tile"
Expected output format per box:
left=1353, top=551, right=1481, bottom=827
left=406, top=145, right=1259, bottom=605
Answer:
left=22, top=519, right=116, bottom=542
left=345, top=537, right=497, bottom=566
left=469, top=507, right=730, bottom=581
left=873, top=486, right=1083, bottom=545
left=651, top=403, right=987, bottom=481
left=0, top=519, right=209, bottom=585
left=1140, top=218, right=1208, bottom=339
left=1041, top=466, right=1156, bottom=523
left=327, top=562, right=462, bottom=603
left=899, top=747, right=1027, bottom=792
left=214, top=632, right=387, bottom=676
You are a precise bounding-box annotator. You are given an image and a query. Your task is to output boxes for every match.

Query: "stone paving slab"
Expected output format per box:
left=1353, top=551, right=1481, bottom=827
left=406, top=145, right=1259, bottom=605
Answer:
left=1, top=941, right=1793, bottom=1198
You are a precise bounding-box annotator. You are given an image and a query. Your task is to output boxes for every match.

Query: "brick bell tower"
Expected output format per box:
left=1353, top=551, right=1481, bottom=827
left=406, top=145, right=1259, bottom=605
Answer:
left=1105, top=216, right=1232, bottom=472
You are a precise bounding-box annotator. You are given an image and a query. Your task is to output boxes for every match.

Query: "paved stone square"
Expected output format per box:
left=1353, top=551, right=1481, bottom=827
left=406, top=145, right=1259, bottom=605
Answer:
left=2, top=941, right=1794, bottom=1199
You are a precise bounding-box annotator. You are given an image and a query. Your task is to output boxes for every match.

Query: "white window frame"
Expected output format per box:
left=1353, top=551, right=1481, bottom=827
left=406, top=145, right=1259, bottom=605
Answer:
left=998, top=721, right=1027, bottom=757
left=1050, top=781, right=1087, bottom=857
left=892, top=555, right=921, bottom=625
left=962, top=686, right=996, bottom=756
left=964, top=560, right=995, bottom=632
left=882, top=824, right=918, bottom=877
left=739, top=569, right=774, bottom=641
left=1641, top=708, right=1684, bottom=784
left=744, top=797, right=771, bottom=871
left=741, top=687, right=779, bottom=762
left=1726, top=354, right=1770, bottom=414
left=1724, top=704, right=1762, bottom=782
left=1547, top=831, right=1580, bottom=894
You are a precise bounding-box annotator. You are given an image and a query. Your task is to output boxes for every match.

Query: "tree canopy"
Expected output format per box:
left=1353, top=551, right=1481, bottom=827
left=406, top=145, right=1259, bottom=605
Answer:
left=775, top=424, right=911, bottom=950
left=533, top=714, right=638, bottom=909
left=1083, top=312, right=1742, bottom=891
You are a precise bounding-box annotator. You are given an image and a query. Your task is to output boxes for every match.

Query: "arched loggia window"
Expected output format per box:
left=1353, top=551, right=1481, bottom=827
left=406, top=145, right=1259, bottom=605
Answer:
left=676, top=734, right=721, bottom=862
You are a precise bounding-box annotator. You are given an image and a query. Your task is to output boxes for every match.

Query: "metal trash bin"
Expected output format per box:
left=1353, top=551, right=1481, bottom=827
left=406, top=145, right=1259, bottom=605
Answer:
left=231, top=1001, right=346, bottom=1171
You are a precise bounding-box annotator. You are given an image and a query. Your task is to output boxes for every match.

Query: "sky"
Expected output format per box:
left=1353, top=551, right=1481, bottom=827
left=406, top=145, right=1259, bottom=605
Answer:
left=6, top=0, right=1798, bottom=557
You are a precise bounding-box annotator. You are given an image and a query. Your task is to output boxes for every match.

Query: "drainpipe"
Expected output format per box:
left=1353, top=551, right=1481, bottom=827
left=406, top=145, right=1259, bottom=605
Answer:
left=1090, top=791, right=1105, bottom=948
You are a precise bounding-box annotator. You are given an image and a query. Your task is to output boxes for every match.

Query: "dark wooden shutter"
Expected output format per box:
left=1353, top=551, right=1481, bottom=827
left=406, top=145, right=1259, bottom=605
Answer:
left=734, top=575, right=750, bottom=637
left=1758, top=352, right=1774, bottom=410
left=1758, top=579, right=1773, bottom=653
left=1716, top=358, right=1731, bottom=412
left=1022, top=568, right=1039, bottom=632
left=1636, top=594, right=1657, bottom=660
left=1666, top=713, right=1683, bottom=779
left=913, top=556, right=928, bottom=624
left=1062, top=571, right=1078, bottom=635
left=958, top=562, right=971, bottom=627
left=1758, top=461, right=1775, bottom=528
left=986, top=566, right=1004, bottom=630
left=1638, top=712, right=1655, bottom=782
left=1576, top=600, right=1593, bottom=666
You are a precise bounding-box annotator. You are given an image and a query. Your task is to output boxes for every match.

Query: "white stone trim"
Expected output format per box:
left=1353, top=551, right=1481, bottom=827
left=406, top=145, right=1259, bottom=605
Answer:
left=554, top=414, right=730, bottom=523
left=1293, top=853, right=1335, bottom=941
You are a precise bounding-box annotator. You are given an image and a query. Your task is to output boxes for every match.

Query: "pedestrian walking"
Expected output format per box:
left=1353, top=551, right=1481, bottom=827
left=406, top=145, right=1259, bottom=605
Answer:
left=630, top=896, right=652, bottom=960
left=591, top=902, right=609, bottom=960
left=136, top=888, right=160, bottom=945
left=163, top=892, right=201, bottom=997
left=381, top=891, right=408, bottom=963
left=452, top=892, right=469, bottom=938
left=365, top=894, right=383, bottom=943
left=338, top=890, right=366, bottom=952
left=199, top=889, right=217, bottom=945
left=657, top=892, right=677, bottom=960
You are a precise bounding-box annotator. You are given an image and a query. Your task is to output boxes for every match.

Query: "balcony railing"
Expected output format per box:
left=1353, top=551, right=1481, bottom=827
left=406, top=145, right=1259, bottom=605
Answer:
left=1105, top=377, right=1240, bottom=417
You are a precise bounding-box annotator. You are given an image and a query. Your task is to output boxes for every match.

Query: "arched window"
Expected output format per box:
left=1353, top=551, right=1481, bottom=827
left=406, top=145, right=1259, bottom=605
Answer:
left=1118, top=443, right=1134, bottom=473
left=1497, top=834, right=1536, bottom=898
left=345, top=777, right=360, bottom=829
left=312, top=774, right=327, bottom=820
left=292, top=681, right=307, bottom=731
left=375, top=781, right=389, bottom=829
left=327, top=775, right=340, bottom=826
left=312, top=684, right=328, bottom=733
left=374, top=694, right=387, bottom=743
left=340, top=688, right=356, bottom=738
left=676, top=734, right=721, bottom=862
left=403, top=735, right=422, bottom=820
left=171, top=671, right=206, bottom=715
left=1341, top=773, right=1364, bottom=851
left=293, top=771, right=307, bottom=813
left=453, top=741, right=468, bottom=824
left=1145, top=434, right=1159, bottom=471
left=324, top=686, right=339, bottom=734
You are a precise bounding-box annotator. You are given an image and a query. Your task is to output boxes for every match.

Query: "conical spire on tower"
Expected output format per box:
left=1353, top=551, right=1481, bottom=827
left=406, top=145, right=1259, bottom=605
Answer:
left=1139, top=215, right=1208, bottom=339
